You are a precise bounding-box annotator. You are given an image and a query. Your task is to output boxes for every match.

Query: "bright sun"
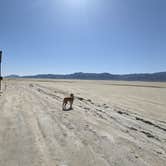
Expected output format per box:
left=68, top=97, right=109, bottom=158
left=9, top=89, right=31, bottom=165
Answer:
left=64, top=0, right=89, bottom=8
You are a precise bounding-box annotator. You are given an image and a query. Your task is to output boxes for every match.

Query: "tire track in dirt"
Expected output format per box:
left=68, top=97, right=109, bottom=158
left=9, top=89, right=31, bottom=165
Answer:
left=27, top=83, right=112, bottom=166
left=0, top=84, right=47, bottom=166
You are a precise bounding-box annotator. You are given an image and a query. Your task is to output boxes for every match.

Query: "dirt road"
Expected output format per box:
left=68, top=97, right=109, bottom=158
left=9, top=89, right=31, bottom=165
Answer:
left=0, top=79, right=166, bottom=166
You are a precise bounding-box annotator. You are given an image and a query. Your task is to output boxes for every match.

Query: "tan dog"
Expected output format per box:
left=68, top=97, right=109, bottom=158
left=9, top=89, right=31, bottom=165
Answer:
left=62, top=94, right=74, bottom=110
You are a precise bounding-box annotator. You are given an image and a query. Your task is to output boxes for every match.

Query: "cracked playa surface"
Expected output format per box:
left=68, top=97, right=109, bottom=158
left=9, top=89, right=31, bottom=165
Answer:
left=0, top=79, right=166, bottom=166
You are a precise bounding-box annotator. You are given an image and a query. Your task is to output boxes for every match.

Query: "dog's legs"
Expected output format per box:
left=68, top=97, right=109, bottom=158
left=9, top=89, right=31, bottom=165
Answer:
left=70, top=101, right=73, bottom=109
left=62, top=102, right=67, bottom=110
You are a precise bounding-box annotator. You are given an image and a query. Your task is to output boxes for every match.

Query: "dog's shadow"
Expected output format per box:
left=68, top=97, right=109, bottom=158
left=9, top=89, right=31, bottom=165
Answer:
left=62, top=108, right=73, bottom=111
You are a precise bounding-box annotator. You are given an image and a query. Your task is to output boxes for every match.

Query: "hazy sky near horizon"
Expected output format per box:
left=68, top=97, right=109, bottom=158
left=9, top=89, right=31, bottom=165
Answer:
left=0, top=0, right=166, bottom=75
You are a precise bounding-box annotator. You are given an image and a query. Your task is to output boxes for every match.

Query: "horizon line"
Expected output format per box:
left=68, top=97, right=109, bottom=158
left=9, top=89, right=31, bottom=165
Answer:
left=4, top=71, right=166, bottom=77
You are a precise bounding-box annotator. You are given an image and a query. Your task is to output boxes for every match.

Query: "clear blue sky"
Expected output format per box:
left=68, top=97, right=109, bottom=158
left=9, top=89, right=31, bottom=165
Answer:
left=0, top=0, right=166, bottom=75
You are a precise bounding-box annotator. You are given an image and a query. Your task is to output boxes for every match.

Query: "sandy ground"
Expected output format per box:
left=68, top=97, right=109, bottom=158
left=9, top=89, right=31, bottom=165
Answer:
left=0, top=79, right=166, bottom=166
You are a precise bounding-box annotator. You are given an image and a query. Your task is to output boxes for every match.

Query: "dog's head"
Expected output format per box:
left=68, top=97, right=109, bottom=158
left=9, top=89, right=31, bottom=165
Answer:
left=70, top=93, right=74, bottom=98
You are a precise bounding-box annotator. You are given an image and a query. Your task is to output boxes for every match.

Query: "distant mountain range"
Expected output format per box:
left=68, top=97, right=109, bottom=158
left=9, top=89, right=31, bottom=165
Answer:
left=6, top=72, right=166, bottom=82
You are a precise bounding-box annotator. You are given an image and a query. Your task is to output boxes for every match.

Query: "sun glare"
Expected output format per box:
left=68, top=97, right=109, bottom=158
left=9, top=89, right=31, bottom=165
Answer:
left=63, top=0, right=89, bottom=9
